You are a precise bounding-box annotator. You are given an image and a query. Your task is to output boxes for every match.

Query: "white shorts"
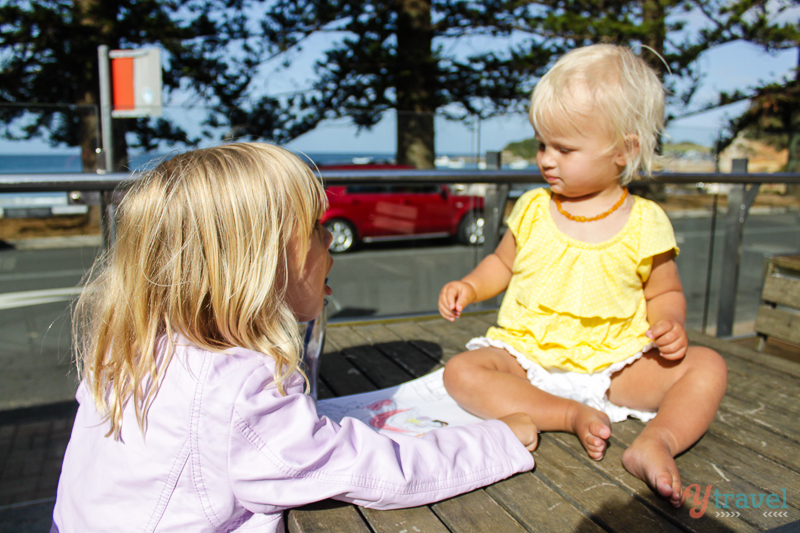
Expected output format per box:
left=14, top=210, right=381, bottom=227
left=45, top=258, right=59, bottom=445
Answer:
left=466, top=337, right=657, bottom=423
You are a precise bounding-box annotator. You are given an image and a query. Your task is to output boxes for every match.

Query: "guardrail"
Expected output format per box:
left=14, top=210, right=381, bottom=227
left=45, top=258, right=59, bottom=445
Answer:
left=2, top=168, right=800, bottom=338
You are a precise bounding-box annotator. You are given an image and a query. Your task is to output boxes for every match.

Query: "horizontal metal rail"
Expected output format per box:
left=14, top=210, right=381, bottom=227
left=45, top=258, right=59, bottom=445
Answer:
left=0, top=170, right=799, bottom=192
left=2, top=168, right=800, bottom=339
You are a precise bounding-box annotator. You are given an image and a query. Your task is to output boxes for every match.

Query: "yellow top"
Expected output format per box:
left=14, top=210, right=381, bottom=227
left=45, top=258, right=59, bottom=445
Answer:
left=486, top=188, right=679, bottom=373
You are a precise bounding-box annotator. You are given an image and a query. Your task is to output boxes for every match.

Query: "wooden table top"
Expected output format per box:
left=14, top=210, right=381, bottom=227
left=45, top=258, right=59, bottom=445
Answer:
left=287, top=311, right=800, bottom=533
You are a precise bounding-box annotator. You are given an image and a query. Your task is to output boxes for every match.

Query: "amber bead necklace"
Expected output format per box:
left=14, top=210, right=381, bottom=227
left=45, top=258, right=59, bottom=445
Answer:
left=554, top=187, right=629, bottom=223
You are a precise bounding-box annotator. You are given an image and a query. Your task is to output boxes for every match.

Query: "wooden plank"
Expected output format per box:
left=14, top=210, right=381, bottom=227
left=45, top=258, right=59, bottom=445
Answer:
left=432, top=490, right=528, bottom=533
left=532, top=434, right=685, bottom=533
left=470, top=310, right=499, bottom=328
left=350, top=324, right=443, bottom=377
left=340, top=343, right=414, bottom=389
left=771, top=254, right=800, bottom=272
left=706, top=403, right=800, bottom=472
left=719, top=395, right=797, bottom=443
left=287, top=501, right=372, bottom=533
left=360, top=506, right=451, bottom=533
left=452, top=315, right=493, bottom=337
left=326, top=326, right=372, bottom=350
left=754, top=306, right=800, bottom=346
left=555, top=422, right=771, bottom=532
left=485, top=472, right=607, bottom=533
left=615, top=420, right=800, bottom=507
left=723, top=359, right=800, bottom=417
left=318, top=349, right=377, bottom=396
left=414, top=319, right=476, bottom=361
left=347, top=323, right=404, bottom=344
left=688, top=331, right=800, bottom=379
left=327, top=327, right=414, bottom=389
left=761, top=276, right=800, bottom=309
left=316, top=378, right=335, bottom=400
left=384, top=320, right=459, bottom=362
left=309, top=330, right=453, bottom=533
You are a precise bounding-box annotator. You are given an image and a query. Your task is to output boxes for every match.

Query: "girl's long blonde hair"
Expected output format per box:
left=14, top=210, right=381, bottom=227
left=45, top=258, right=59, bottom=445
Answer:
left=73, top=143, right=327, bottom=439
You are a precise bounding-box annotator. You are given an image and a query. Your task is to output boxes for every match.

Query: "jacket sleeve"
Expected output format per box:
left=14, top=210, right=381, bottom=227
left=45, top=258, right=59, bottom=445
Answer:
left=228, top=367, right=534, bottom=514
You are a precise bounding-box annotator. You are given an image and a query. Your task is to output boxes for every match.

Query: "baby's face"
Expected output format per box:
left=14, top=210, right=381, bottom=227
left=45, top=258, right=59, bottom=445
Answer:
left=535, top=109, right=626, bottom=199
left=285, top=221, right=334, bottom=323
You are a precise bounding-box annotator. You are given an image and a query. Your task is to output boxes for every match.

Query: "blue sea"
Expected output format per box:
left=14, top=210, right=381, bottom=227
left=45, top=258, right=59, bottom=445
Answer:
left=0, top=151, right=419, bottom=174
left=0, top=150, right=497, bottom=174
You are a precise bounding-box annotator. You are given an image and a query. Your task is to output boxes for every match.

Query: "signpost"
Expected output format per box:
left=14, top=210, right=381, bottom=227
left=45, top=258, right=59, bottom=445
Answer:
left=97, top=46, right=162, bottom=173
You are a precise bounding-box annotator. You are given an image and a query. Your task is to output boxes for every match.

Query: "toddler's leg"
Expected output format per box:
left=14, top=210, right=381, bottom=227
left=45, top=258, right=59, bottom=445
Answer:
left=444, top=347, right=611, bottom=460
left=607, top=346, right=727, bottom=507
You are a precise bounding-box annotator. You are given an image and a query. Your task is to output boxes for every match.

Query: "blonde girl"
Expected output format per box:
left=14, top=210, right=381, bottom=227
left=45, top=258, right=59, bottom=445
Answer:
left=54, top=143, right=537, bottom=532
left=439, top=45, right=727, bottom=508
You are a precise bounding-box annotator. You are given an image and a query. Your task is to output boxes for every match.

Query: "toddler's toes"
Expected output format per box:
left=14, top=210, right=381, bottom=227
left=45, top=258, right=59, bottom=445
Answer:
left=622, top=435, right=683, bottom=507
left=590, top=419, right=611, bottom=440
left=571, top=406, right=611, bottom=461
left=584, top=434, right=607, bottom=461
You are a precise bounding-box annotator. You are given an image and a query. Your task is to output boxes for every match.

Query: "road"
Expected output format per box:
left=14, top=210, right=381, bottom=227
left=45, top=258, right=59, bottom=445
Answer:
left=1, top=210, right=798, bottom=408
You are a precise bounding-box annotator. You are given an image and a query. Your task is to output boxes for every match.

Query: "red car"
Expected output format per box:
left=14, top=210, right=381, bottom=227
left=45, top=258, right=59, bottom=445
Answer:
left=318, top=165, right=485, bottom=253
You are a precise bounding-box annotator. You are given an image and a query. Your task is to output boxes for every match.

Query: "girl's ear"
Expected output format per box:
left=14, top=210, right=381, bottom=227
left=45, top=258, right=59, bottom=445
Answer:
left=615, top=134, right=640, bottom=166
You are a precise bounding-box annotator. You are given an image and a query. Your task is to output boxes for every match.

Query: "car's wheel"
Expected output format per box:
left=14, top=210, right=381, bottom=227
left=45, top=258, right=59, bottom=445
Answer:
left=457, top=211, right=485, bottom=245
left=324, top=219, right=357, bottom=253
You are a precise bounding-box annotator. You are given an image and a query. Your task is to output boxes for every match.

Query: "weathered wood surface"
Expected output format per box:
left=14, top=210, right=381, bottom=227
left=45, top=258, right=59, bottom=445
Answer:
left=755, top=254, right=800, bottom=349
left=287, top=312, right=800, bottom=533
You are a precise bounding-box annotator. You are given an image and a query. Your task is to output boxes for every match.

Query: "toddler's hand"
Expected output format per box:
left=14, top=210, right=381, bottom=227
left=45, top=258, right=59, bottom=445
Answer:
left=438, top=281, right=476, bottom=321
left=498, top=413, right=538, bottom=452
left=646, top=319, right=688, bottom=360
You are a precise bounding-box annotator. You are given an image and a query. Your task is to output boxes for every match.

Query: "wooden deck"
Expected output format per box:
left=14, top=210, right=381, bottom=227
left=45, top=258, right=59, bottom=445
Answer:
left=287, top=311, right=800, bottom=533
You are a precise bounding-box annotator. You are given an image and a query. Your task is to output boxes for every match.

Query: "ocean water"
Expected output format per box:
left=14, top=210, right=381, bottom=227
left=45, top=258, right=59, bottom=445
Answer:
left=0, top=153, right=84, bottom=174
left=0, top=151, right=411, bottom=174
left=0, top=150, right=498, bottom=175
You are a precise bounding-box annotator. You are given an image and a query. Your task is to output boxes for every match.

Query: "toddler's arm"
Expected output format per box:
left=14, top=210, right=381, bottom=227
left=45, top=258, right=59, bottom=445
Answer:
left=439, top=231, right=516, bottom=321
left=643, top=251, right=688, bottom=360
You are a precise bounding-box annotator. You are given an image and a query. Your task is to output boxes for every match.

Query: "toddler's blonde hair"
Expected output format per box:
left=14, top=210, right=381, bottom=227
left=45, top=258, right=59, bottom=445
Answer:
left=529, top=44, right=665, bottom=184
left=73, top=143, right=327, bottom=439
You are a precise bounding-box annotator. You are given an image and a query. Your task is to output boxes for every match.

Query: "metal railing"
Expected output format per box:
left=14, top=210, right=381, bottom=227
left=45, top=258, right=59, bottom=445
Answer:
left=1, top=168, right=800, bottom=338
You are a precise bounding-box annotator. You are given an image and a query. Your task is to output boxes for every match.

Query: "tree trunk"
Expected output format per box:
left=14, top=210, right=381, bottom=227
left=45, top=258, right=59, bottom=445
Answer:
left=78, top=90, right=101, bottom=173
left=394, top=0, right=436, bottom=169
left=74, top=0, right=128, bottom=172
left=784, top=46, right=799, bottom=196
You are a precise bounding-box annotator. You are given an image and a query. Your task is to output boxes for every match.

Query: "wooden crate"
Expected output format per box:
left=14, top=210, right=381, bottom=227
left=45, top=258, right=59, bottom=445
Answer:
left=755, top=254, right=800, bottom=349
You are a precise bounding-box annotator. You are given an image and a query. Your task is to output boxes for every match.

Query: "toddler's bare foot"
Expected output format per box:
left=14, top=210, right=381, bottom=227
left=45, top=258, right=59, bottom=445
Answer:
left=569, top=405, right=611, bottom=460
left=622, top=432, right=683, bottom=507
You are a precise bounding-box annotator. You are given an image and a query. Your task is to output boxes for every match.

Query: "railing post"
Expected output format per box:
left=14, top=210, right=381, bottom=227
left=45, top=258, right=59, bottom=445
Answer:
left=480, top=152, right=508, bottom=260
left=715, top=159, right=759, bottom=337
left=97, top=45, right=114, bottom=174
left=100, top=190, right=117, bottom=253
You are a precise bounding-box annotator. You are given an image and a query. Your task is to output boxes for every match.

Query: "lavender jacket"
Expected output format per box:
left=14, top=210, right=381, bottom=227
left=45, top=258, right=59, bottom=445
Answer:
left=53, top=340, right=534, bottom=532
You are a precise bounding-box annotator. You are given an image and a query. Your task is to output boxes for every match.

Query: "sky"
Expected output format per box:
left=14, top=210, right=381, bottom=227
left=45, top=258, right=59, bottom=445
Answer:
left=1, top=5, right=798, bottom=158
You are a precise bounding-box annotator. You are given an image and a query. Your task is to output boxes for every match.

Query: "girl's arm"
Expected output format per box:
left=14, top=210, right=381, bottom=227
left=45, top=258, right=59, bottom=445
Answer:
left=229, top=371, right=535, bottom=512
left=439, top=230, right=517, bottom=321
left=642, top=251, right=688, bottom=360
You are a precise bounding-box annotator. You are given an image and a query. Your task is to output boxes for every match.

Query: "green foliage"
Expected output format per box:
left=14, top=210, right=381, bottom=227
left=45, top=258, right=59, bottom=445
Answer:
left=662, top=142, right=712, bottom=154
left=0, top=0, right=291, bottom=164
left=503, top=138, right=539, bottom=160
left=1, top=0, right=797, bottom=170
